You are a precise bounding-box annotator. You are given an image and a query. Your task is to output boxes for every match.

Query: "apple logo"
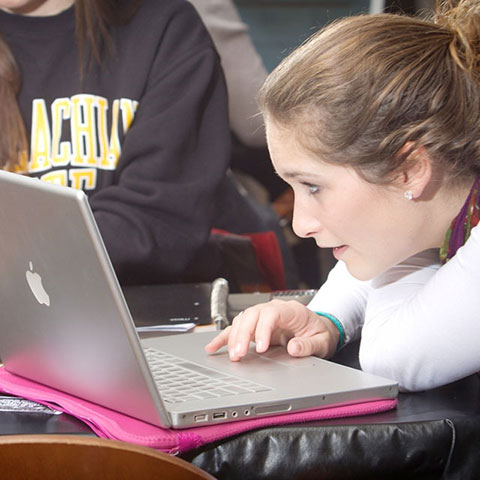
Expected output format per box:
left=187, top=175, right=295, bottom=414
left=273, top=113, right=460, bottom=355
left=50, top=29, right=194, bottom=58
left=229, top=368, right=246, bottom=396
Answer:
left=26, top=261, right=50, bottom=307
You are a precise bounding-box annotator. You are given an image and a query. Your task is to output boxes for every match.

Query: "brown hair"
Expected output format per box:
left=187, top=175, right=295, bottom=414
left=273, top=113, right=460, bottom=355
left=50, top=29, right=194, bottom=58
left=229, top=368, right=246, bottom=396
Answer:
left=258, top=0, right=480, bottom=184
left=0, top=0, right=141, bottom=171
left=0, top=33, right=27, bottom=171
left=75, top=0, right=141, bottom=67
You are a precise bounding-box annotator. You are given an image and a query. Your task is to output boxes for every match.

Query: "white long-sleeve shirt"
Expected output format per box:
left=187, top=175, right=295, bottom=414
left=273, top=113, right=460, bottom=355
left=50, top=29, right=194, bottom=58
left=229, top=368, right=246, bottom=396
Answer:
left=308, top=223, right=480, bottom=391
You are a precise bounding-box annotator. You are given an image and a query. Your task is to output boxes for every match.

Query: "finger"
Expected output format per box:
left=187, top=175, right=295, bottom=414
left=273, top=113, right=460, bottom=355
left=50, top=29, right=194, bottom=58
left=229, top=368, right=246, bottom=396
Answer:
left=227, top=309, right=260, bottom=361
left=286, top=332, right=331, bottom=358
left=253, top=305, right=282, bottom=353
left=204, top=327, right=231, bottom=354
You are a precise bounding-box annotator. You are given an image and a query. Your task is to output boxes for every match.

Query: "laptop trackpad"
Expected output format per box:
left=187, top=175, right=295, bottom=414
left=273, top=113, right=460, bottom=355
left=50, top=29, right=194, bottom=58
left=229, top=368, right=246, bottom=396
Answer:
left=141, top=332, right=320, bottom=379
left=203, top=343, right=321, bottom=370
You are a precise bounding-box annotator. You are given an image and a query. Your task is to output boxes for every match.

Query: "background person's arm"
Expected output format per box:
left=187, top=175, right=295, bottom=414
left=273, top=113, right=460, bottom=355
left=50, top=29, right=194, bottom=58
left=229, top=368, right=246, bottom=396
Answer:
left=90, top=2, right=230, bottom=285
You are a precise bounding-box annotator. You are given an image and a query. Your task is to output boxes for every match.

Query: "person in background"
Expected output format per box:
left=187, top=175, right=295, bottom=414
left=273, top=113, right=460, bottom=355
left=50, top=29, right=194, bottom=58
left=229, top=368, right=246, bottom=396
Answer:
left=188, top=0, right=314, bottom=288
left=0, top=0, right=230, bottom=286
left=188, top=0, right=291, bottom=200
left=188, top=0, right=267, bottom=153
left=206, top=0, right=480, bottom=392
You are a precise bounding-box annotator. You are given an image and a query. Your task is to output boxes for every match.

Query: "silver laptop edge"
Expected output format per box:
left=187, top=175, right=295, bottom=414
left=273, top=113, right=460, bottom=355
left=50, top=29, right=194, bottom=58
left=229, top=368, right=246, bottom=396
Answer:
left=0, top=171, right=171, bottom=428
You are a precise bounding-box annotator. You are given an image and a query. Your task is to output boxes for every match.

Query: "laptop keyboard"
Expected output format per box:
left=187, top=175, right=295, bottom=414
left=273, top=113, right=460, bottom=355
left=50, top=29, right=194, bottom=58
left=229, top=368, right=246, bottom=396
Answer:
left=144, top=348, right=272, bottom=404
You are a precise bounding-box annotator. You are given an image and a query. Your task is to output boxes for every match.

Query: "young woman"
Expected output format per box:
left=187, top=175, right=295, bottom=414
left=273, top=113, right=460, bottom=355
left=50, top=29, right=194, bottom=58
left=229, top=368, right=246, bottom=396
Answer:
left=0, top=0, right=231, bottom=285
left=206, top=0, right=480, bottom=391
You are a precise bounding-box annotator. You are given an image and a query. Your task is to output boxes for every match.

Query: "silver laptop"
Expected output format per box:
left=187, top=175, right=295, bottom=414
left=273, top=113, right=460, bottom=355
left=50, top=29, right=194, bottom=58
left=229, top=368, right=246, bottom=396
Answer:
left=0, top=170, right=398, bottom=429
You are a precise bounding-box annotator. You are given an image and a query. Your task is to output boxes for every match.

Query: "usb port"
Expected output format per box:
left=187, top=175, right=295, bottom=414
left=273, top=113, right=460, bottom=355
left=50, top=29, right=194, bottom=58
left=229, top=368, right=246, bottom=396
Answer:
left=212, top=412, right=227, bottom=420
left=194, top=414, right=208, bottom=423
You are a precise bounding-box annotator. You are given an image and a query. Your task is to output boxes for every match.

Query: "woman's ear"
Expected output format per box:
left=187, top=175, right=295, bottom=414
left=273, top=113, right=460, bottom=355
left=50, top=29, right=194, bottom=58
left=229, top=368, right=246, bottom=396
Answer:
left=396, top=144, right=433, bottom=201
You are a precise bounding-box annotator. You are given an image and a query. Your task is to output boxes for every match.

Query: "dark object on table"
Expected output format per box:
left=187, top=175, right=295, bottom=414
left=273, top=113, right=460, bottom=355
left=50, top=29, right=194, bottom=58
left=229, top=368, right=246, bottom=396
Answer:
left=123, top=283, right=213, bottom=329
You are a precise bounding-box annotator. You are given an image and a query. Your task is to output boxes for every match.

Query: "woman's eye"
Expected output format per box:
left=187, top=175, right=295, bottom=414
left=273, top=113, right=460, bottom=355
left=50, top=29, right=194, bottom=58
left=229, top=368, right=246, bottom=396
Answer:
left=304, top=183, right=320, bottom=195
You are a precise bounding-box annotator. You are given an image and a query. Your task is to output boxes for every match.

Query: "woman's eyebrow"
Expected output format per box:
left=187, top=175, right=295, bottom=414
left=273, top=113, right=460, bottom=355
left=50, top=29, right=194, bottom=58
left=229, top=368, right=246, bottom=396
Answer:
left=277, top=169, right=304, bottom=179
left=279, top=169, right=322, bottom=181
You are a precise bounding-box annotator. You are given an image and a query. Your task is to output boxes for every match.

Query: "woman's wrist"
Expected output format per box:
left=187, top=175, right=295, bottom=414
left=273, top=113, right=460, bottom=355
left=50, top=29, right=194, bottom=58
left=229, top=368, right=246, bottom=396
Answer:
left=313, top=311, right=345, bottom=352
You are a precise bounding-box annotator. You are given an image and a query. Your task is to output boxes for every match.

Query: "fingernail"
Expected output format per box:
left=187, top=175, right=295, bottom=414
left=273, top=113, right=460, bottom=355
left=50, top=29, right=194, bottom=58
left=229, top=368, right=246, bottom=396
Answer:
left=256, top=340, right=264, bottom=352
left=229, top=347, right=238, bottom=360
left=290, top=340, right=301, bottom=355
left=234, top=342, right=242, bottom=355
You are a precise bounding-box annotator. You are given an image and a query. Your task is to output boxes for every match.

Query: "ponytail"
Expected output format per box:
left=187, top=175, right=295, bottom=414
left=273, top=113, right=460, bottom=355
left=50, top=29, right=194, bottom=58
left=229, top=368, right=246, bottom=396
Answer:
left=435, top=0, right=480, bottom=85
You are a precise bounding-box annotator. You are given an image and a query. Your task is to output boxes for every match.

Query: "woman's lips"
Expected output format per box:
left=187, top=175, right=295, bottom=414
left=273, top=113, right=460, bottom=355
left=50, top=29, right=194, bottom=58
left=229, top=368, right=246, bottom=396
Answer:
left=332, top=245, right=348, bottom=259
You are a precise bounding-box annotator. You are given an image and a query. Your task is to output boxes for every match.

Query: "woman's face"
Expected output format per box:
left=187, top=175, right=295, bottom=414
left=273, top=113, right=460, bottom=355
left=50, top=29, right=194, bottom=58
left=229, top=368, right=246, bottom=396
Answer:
left=0, top=0, right=73, bottom=15
left=266, top=120, right=426, bottom=280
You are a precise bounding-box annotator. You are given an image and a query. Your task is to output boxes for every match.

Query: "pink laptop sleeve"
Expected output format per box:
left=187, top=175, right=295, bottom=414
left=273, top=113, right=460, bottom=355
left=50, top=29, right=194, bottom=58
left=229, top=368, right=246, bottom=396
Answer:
left=0, top=367, right=397, bottom=454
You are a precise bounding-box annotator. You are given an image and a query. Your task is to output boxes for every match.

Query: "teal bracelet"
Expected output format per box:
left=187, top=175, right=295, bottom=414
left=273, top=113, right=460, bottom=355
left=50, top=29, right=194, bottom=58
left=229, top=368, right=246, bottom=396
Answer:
left=314, top=311, right=345, bottom=351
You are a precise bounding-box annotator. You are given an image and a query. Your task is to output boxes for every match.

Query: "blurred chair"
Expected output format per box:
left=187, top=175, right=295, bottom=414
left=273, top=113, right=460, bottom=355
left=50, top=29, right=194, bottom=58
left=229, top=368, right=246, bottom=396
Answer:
left=0, top=434, right=215, bottom=480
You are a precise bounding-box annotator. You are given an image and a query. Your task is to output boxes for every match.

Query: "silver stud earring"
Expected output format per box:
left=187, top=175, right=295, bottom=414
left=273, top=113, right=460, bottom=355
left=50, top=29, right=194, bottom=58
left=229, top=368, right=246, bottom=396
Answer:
left=404, top=190, right=413, bottom=201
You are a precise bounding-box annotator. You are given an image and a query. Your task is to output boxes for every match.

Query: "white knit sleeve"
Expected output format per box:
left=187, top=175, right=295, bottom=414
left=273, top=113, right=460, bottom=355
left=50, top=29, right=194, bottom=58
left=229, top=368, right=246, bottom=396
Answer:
left=359, top=228, right=480, bottom=391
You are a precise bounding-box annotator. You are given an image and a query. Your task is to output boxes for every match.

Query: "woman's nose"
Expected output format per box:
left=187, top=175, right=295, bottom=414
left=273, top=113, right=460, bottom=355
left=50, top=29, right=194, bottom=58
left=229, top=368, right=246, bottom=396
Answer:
left=291, top=199, right=320, bottom=239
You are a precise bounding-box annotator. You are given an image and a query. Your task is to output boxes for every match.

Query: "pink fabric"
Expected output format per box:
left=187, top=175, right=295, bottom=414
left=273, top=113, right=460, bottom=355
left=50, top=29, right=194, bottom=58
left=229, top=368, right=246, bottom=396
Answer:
left=0, top=367, right=397, bottom=454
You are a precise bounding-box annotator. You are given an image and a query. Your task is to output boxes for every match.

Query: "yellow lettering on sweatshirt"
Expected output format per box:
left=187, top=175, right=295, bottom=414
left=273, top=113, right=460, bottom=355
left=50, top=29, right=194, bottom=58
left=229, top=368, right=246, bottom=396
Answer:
left=40, top=169, right=67, bottom=186
left=29, top=99, right=52, bottom=172
left=69, top=168, right=97, bottom=190
left=120, top=98, right=139, bottom=132
left=51, top=98, right=71, bottom=167
left=96, top=96, right=111, bottom=169
left=71, top=94, right=97, bottom=167
left=106, top=99, right=121, bottom=169
left=26, top=94, right=138, bottom=190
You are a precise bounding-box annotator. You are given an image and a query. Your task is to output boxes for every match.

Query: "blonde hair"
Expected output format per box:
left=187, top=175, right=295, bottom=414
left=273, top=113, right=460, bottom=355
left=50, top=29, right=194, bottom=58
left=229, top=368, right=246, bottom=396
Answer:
left=258, top=0, right=480, bottom=184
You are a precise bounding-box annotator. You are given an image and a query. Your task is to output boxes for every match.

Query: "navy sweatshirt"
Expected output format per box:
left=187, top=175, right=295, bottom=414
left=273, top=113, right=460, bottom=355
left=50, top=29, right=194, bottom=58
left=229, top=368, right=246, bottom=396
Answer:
left=0, top=0, right=230, bottom=285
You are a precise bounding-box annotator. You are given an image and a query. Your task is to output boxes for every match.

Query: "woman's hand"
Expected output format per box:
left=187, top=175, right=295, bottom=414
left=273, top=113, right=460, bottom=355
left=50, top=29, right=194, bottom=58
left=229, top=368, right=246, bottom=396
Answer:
left=204, top=299, right=340, bottom=361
